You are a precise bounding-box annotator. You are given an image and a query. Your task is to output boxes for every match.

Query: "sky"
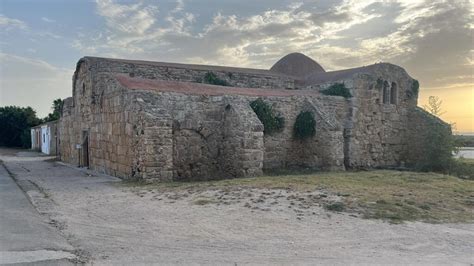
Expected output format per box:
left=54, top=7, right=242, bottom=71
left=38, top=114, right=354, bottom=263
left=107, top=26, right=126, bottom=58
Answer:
left=0, top=0, right=472, bottom=132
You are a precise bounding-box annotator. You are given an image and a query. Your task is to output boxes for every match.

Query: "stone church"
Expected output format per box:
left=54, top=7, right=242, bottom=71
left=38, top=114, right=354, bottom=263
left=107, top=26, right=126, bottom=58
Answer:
left=58, top=53, right=449, bottom=181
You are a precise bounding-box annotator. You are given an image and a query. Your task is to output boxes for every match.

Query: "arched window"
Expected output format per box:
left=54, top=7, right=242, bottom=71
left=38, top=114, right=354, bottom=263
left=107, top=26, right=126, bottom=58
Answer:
left=382, top=81, right=390, bottom=104
left=390, top=82, right=398, bottom=104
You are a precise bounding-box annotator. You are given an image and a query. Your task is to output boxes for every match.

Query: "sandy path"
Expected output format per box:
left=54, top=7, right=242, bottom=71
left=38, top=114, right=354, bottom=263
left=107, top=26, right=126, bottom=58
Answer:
left=2, top=154, right=473, bottom=265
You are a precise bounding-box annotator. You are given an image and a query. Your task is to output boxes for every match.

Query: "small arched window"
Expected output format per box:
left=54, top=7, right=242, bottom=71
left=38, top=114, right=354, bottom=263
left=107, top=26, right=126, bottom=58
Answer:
left=390, top=82, right=398, bottom=104
left=82, top=83, right=86, bottom=94
left=382, top=81, right=390, bottom=104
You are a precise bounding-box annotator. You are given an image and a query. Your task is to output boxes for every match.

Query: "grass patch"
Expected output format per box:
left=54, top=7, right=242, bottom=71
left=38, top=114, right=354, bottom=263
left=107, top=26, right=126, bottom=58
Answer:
left=448, top=158, right=474, bottom=180
left=193, top=197, right=217, bottom=205
left=124, top=170, right=474, bottom=223
left=325, top=202, right=345, bottom=212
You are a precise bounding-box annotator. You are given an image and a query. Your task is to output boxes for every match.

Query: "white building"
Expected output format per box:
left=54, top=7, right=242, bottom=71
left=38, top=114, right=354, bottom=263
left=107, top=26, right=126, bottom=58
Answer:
left=31, top=120, right=58, bottom=156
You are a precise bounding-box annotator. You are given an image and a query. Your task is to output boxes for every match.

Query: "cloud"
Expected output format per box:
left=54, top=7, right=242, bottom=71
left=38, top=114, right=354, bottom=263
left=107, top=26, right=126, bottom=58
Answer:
left=41, top=17, right=56, bottom=23
left=0, top=14, right=27, bottom=30
left=394, top=0, right=472, bottom=88
left=72, top=0, right=472, bottom=91
left=95, top=0, right=158, bottom=34
left=0, top=53, right=73, bottom=117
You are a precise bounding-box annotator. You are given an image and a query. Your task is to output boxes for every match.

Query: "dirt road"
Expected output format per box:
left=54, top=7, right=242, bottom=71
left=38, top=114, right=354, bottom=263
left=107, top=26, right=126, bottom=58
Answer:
left=1, top=149, right=473, bottom=265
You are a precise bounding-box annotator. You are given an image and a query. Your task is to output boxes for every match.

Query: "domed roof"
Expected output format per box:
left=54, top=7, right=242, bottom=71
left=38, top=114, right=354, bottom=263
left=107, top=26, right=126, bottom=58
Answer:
left=270, top=52, right=325, bottom=77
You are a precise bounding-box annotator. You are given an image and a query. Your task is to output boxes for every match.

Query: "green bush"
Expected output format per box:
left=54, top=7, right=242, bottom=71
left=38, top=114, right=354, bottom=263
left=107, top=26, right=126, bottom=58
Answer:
left=448, top=159, right=474, bottom=180
left=294, top=111, right=316, bottom=140
left=454, top=135, right=474, bottom=147
left=325, top=202, right=345, bottom=212
left=203, top=72, right=229, bottom=86
left=321, top=83, right=352, bottom=98
left=250, top=98, right=284, bottom=135
left=415, top=125, right=457, bottom=173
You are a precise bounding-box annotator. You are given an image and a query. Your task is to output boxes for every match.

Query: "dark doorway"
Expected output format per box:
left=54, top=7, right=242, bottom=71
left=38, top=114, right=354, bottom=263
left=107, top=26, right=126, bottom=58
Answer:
left=82, top=130, right=89, bottom=168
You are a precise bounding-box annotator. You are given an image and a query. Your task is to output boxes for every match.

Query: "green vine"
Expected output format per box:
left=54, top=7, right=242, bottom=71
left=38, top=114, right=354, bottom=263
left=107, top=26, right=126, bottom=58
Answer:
left=321, top=83, right=352, bottom=98
left=411, top=79, right=419, bottom=96
left=203, top=72, right=229, bottom=86
left=294, top=111, right=316, bottom=140
left=250, top=98, right=284, bottom=135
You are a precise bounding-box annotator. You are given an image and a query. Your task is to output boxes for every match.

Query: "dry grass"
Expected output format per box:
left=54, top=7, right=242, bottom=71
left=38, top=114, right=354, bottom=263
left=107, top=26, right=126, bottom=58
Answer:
left=125, top=170, right=474, bottom=223
left=193, top=197, right=217, bottom=205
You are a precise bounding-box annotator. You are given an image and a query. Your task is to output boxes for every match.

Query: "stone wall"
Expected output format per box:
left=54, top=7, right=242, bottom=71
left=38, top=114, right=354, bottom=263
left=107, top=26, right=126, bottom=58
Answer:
left=59, top=59, right=345, bottom=181
left=260, top=96, right=345, bottom=171
left=84, top=57, right=296, bottom=90
left=221, top=100, right=264, bottom=177
left=59, top=57, right=434, bottom=182
left=60, top=59, right=137, bottom=178
left=128, top=92, right=265, bottom=181
left=122, top=91, right=343, bottom=181
left=302, top=64, right=419, bottom=168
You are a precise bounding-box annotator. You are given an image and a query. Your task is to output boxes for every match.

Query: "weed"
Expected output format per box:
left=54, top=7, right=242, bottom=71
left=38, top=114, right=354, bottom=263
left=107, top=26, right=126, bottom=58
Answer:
left=193, top=198, right=217, bottom=205
left=325, top=202, right=345, bottom=212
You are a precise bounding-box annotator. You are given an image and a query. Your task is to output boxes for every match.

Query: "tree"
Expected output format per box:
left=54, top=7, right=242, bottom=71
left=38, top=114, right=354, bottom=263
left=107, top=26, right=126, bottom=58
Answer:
left=416, top=96, right=458, bottom=173
left=44, top=98, right=63, bottom=122
left=423, top=96, right=446, bottom=117
left=0, top=106, right=42, bottom=147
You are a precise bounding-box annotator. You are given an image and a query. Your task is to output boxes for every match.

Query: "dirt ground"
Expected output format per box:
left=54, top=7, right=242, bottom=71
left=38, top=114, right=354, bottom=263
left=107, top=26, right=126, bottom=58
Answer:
left=1, top=149, right=473, bottom=265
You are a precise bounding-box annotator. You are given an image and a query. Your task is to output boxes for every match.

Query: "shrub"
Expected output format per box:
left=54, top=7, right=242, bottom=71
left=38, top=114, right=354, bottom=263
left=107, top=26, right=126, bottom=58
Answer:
left=203, top=72, right=229, bottom=86
left=416, top=125, right=457, bottom=173
left=454, top=135, right=474, bottom=147
left=325, top=202, right=345, bottom=212
left=448, top=159, right=474, bottom=180
left=250, top=98, right=284, bottom=135
left=420, top=129, right=456, bottom=172
left=294, top=111, right=316, bottom=140
left=321, top=83, right=352, bottom=98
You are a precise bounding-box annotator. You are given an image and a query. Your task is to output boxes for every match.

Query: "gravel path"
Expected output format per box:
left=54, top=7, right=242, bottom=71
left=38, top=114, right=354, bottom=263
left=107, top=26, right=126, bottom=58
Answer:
left=1, top=151, right=473, bottom=265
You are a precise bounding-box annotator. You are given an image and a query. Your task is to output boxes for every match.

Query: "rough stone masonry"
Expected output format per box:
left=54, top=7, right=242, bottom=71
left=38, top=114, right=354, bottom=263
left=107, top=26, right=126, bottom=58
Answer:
left=58, top=52, right=450, bottom=181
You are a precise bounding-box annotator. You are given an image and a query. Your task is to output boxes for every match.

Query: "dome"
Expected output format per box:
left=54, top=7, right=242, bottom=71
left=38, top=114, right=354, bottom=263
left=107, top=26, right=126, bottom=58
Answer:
left=270, top=52, right=325, bottom=77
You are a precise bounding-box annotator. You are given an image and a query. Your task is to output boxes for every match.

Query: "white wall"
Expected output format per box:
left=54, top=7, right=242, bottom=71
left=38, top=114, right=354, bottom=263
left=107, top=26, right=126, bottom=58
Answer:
left=30, top=129, right=35, bottom=150
left=41, top=126, right=50, bottom=155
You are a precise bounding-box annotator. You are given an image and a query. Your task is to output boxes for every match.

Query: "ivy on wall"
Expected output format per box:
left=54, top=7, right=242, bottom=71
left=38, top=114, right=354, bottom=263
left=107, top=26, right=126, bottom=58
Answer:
left=406, top=79, right=419, bottom=99
left=321, top=83, right=352, bottom=98
left=250, top=98, right=284, bottom=135
left=293, top=111, right=316, bottom=140
left=411, top=79, right=419, bottom=96
left=203, top=72, right=230, bottom=86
